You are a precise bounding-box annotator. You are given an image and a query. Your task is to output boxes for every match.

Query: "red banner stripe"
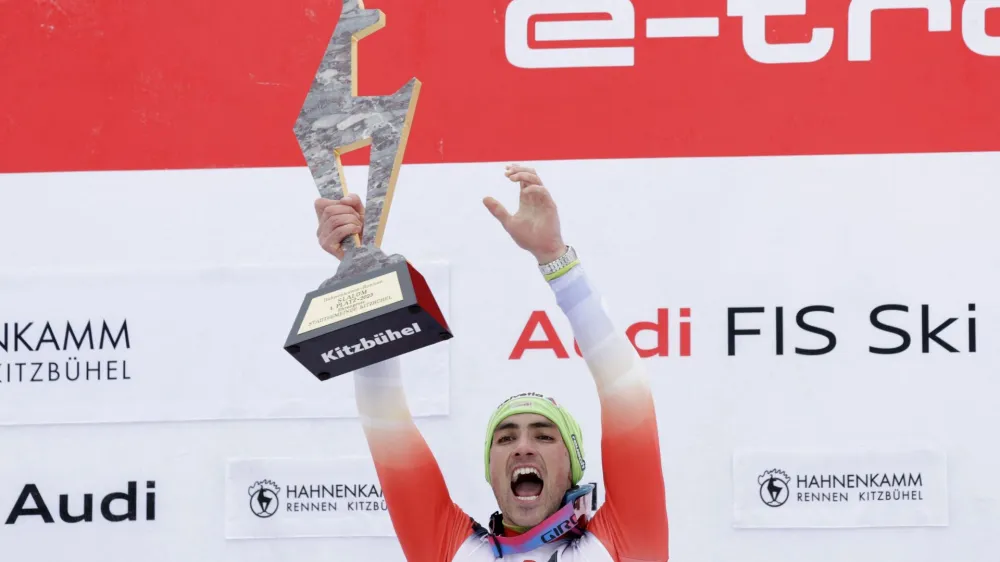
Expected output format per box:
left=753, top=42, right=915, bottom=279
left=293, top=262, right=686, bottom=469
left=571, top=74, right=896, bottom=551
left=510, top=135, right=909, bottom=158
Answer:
left=1, top=0, right=999, bottom=174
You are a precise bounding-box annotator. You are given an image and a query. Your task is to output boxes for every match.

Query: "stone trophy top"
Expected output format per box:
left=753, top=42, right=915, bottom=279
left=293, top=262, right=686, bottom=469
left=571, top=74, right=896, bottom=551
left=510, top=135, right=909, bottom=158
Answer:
left=293, top=0, right=420, bottom=286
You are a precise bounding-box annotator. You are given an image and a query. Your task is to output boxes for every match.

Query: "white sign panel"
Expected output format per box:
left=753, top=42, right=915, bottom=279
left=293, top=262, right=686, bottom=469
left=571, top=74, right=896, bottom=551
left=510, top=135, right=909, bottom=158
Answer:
left=225, top=456, right=394, bottom=539
left=0, top=261, right=451, bottom=425
left=733, top=448, right=949, bottom=528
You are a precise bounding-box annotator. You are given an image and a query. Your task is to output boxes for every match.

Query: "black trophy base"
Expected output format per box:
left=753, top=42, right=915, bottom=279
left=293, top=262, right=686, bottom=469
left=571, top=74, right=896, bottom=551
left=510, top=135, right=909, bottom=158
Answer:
left=284, top=259, right=451, bottom=381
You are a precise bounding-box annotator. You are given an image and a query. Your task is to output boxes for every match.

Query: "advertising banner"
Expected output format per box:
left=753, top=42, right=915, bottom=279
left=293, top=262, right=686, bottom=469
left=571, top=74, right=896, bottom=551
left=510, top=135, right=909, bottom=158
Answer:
left=226, top=456, right=393, bottom=539
left=0, top=261, right=451, bottom=425
left=733, top=448, right=949, bottom=528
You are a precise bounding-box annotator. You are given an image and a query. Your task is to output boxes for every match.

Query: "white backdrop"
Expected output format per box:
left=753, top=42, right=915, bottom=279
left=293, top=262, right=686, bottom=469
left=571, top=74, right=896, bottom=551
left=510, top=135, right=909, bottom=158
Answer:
left=1, top=151, right=999, bottom=561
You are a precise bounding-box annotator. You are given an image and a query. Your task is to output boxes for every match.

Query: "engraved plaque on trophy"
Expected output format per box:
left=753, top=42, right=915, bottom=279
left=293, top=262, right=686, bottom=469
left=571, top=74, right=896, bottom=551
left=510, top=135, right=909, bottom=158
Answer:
left=284, top=0, right=451, bottom=381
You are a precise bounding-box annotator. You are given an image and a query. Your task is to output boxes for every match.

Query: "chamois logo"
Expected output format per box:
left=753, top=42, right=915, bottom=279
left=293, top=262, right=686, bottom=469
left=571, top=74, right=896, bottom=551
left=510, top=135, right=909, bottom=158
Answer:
left=248, top=480, right=280, bottom=518
left=758, top=469, right=790, bottom=507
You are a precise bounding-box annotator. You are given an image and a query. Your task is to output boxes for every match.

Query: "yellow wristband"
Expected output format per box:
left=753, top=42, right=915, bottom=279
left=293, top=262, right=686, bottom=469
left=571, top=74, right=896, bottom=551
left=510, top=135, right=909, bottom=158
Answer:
left=543, top=259, right=580, bottom=282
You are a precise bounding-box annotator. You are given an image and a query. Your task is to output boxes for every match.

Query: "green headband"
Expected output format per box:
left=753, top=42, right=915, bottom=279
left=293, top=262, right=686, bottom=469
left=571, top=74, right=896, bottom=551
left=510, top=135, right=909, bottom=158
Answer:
left=484, top=393, right=585, bottom=486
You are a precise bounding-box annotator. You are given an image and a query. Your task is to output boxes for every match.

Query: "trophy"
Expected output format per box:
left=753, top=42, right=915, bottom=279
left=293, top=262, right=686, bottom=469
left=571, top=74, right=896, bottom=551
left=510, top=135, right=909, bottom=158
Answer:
left=284, top=0, right=452, bottom=381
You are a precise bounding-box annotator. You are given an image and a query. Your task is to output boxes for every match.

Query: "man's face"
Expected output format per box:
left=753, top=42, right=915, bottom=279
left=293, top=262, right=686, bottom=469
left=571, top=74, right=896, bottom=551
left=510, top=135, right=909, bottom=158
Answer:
left=488, top=413, right=572, bottom=528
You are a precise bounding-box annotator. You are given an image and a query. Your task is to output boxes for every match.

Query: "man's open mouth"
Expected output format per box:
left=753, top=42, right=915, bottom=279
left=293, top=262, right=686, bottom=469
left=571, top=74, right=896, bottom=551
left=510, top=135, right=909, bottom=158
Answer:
left=510, top=467, right=544, bottom=501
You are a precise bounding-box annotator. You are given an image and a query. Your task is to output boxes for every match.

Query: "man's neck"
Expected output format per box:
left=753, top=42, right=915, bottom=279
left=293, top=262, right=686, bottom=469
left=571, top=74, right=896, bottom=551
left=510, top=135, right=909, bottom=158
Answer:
left=501, top=518, right=532, bottom=536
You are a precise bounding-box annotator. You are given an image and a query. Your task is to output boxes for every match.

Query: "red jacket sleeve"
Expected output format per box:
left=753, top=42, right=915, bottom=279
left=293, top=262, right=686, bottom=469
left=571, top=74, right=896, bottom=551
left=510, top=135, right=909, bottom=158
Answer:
left=354, top=357, right=473, bottom=562
left=549, top=264, right=669, bottom=561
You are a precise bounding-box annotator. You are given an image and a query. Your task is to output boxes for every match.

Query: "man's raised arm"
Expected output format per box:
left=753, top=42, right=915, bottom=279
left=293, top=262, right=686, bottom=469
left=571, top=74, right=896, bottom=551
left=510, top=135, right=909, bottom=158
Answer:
left=484, top=165, right=669, bottom=561
left=316, top=196, right=472, bottom=562
left=353, top=357, right=473, bottom=560
left=549, top=263, right=669, bottom=561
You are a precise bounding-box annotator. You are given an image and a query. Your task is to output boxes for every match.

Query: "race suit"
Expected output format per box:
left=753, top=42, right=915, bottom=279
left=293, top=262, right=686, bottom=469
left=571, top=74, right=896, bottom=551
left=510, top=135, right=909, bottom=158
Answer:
left=353, top=263, right=669, bottom=561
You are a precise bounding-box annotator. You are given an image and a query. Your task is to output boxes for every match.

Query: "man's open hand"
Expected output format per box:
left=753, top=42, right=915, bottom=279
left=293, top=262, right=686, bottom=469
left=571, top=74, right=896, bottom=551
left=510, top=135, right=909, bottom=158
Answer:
left=483, top=164, right=567, bottom=264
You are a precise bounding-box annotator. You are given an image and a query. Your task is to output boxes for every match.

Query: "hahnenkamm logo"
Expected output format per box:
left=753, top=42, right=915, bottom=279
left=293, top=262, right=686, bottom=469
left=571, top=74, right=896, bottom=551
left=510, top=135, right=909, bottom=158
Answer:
left=0, top=319, right=132, bottom=385
left=248, top=480, right=280, bottom=518
left=320, top=322, right=422, bottom=363
left=758, top=469, right=790, bottom=507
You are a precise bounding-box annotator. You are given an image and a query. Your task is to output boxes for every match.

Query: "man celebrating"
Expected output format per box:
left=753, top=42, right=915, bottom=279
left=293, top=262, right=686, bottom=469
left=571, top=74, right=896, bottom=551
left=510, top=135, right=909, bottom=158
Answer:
left=314, top=165, right=669, bottom=561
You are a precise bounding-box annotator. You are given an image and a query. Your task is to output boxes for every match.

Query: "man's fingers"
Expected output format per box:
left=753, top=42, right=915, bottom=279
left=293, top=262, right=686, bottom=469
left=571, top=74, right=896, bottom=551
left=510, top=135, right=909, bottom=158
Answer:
left=318, top=213, right=362, bottom=237
left=315, top=197, right=337, bottom=221
left=523, top=183, right=553, bottom=200
left=504, top=164, right=542, bottom=185
left=322, top=211, right=363, bottom=229
left=320, top=202, right=363, bottom=231
left=318, top=228, right=341, bottom=253
left=483, top=196, right=511, bottom=227
left=315, top=195, right=365, bottom=222
left=505, top=163, right=542, bottom=191
left=505, top=163, right=537, bottom=176
left=320, top=223, right=361, bottom=254
left=507, top=171, right=542, bottom=188
left=328, top=223, right=361, bottom=245
left=341, top=193, right=366, bottom=216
